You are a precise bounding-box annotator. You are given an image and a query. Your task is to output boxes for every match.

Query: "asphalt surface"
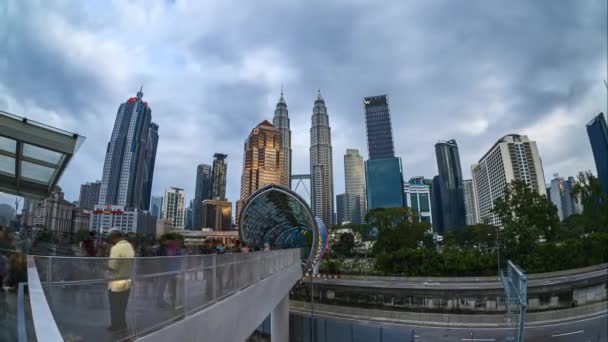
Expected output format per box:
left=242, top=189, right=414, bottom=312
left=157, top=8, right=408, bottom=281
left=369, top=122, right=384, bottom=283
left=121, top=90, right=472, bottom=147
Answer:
left=291, top=309, right=608, bottom=342
left=310, top=268, right=608, bottom=290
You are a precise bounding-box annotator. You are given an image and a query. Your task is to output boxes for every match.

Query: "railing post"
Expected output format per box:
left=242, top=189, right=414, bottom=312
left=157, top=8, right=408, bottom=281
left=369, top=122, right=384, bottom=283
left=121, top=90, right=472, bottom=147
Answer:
left=212, top=255, right=217, bottom=301
left=182, top=256, right=188, bottom=315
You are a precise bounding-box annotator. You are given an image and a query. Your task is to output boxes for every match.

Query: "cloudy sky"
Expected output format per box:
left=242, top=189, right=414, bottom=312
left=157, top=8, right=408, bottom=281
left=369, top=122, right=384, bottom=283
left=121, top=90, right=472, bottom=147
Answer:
left=1, top=0, right=606, bottom=209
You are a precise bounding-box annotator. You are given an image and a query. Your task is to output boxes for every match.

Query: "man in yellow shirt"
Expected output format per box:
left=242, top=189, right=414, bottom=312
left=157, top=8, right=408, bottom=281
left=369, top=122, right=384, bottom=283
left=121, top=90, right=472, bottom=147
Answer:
left=107, top=228, right=134, bottom=332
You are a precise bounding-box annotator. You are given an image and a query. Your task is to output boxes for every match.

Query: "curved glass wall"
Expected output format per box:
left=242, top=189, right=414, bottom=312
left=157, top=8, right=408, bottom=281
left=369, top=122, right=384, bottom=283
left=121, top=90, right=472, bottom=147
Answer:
left=239, top=185, right=328, bottom=270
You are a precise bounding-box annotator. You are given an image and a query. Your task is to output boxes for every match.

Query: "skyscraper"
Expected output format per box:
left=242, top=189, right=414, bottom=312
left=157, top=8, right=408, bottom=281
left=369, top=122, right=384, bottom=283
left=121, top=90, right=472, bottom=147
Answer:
left=237, top=120, right=288, bottom=222
left=430, top=175, right=443, bottom=231
left=193, top=164, right=212, bottom=230
left=142, top=122, right=159, bottom=210
left=472, top=134, right=546, bottom=226
left=403, top=177, right=432, bottom=224
left=336, top=193, right=351, bottom=225
left=212, top=153, right=228, bottom=200
left=150, top=196, right=163, bottom=218
left=462, top=179, right=479, bottom=226
left=79, top=181, right=101, bottom=210
left=273, top=90, right=291, bottom=187
left=162, top=187, right=186, bottom=229
left=201, top=199, right=233, bottom=231
left=586, top=113, right=608, bottom=194
left=550, top=175, right=580, bottom=221
left=344, top=149, right=367, bottom=224
left=434, top=139, right=466, bottom=233
left=310, top=90, right=335, bottom=227
left=363, top=94, right=403, bottom=210
left=364, top=95, right=395, bottom=160
left=98, top=87, right=158, bottom=210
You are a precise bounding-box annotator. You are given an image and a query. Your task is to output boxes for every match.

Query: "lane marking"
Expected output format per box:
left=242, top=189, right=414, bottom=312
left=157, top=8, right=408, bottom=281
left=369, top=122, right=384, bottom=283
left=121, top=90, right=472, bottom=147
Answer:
left=461, top=339, right=495, bottom=341
left=551, top=330, right=584, bottom=337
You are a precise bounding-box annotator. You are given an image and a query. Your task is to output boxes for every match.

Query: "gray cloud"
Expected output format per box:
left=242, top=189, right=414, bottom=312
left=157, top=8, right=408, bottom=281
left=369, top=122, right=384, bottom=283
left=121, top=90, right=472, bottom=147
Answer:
left=0, top=0, right=606, bottom=210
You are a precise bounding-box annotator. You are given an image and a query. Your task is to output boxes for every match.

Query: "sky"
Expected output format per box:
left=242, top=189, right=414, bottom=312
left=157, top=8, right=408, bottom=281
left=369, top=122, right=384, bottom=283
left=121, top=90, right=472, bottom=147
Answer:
left=0, top=0, right=607, bottom=210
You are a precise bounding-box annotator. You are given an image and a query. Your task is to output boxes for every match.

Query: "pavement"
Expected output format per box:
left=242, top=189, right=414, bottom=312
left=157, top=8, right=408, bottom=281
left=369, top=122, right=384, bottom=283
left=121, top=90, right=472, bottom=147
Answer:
left=291, top=308, right=608, bottom=342
left=309, top=267, right=608, bottom=290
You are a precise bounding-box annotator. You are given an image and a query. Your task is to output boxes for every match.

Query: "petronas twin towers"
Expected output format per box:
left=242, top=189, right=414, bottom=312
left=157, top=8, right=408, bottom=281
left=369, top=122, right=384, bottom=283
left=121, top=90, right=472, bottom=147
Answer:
left=266, top=89, right=335, bottom=227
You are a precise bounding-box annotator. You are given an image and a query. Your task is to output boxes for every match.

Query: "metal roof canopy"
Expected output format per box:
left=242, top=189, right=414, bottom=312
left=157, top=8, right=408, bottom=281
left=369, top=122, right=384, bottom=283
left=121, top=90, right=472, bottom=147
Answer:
left=0, top=110, right=85, bottom=199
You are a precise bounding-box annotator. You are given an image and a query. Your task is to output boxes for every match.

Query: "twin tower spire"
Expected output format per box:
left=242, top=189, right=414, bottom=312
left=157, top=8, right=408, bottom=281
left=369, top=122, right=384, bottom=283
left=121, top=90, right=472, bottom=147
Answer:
left=271, top=88, right=334, bottom=227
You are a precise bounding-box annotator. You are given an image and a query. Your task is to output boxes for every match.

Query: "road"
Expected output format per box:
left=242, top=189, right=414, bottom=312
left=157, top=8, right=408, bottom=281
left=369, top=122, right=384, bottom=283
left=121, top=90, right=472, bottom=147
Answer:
left=291, top=309, right=607, bottom=341
left=309, top=267, right=608, bottom=290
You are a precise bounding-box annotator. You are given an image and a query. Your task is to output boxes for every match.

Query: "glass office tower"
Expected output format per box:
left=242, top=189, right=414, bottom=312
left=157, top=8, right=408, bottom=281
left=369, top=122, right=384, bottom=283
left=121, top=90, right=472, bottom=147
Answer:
left=586, top=112, right=608, bottom=194
left=364, top=95, right=395, bottom=160
left=365, top=158, right=404, bottom=209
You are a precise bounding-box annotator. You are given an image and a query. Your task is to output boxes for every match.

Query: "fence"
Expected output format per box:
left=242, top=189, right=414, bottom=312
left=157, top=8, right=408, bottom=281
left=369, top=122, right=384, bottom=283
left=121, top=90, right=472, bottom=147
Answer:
left=29, top=249, right=301, bottom=342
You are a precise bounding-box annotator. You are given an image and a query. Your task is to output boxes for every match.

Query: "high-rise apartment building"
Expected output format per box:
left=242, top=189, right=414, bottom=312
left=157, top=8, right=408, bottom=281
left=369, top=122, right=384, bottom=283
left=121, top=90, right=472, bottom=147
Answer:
left=163, top=187, right=186, bottom=229
left=237, top=120, right=288, bottom=222
left=193, top=164, right=212, bottom=230
left=79, top=181, right=101, bottom=210
left=212, top=153, right=228, bottom=200
left=550, top=175, right=580, bottom=221
left=98, top=88, right=158, bottom=210
left=434, top=140, right=466, bottom=233
left=273, top=90, right=291, bottom=187
left=310, top=91, right=334, bottom=226
left=364, top=95, right=395, bottom=160
left=344, top=149, right=367, bottom=224
left=403, top=177, right=432, bottom=224
left=586, top=113, right=608, bottom=194
left=150, top=196, right=163, bottom=218
left=462, top=179, right=479, bottom=225
left=336, top=193, right=350, bottom=225
left=472, top=134, right=546, bottom=226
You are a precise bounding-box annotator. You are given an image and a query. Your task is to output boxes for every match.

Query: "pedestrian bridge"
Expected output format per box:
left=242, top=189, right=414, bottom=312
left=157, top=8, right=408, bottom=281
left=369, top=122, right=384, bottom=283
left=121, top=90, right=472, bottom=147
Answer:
left=26, top=249, right=302, bottom=342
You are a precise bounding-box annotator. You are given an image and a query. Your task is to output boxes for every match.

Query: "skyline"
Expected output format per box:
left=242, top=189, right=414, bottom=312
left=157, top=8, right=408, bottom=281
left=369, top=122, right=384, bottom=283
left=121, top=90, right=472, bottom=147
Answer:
left=1, top=1, right=607, bottom=208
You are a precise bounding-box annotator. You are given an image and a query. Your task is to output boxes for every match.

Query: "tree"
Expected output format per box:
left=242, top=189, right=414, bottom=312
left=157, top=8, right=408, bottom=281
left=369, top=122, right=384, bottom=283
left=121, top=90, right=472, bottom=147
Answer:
left=331, top=232, right=356, bottom=258
left=571, top=171, right=608, bottom=233
left=492, top=180, right=560, bottom=261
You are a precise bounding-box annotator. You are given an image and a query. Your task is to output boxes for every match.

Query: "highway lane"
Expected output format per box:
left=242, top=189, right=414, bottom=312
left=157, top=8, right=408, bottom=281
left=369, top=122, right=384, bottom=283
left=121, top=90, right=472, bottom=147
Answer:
left=291, top=309, right=607, bottom=341
left=309, top=267, right=608, bottom=290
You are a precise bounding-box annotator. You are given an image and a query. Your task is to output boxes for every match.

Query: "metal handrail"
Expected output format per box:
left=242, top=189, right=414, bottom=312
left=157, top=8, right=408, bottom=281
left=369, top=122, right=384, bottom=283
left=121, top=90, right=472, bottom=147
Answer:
left=26, top=255, right=63, bottom=341
left=17, top=282, right=27, bottom=342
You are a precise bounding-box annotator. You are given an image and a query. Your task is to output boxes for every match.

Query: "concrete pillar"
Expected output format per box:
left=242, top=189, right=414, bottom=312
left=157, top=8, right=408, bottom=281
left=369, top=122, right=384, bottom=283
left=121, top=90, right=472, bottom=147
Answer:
left=271, top=294, right=289, bottom=342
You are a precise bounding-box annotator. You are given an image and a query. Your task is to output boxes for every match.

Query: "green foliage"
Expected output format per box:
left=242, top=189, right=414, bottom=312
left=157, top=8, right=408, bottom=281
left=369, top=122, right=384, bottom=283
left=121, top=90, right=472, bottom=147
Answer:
left=571, top=171, right=608, bottom=233
left=331, top=232, right=356, bottom=258
left=492, top=180, right=560, bottom=259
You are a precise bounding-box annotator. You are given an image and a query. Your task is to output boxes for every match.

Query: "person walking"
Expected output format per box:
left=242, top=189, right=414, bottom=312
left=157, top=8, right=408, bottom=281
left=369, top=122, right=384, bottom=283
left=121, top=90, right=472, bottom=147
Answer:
left=106, top=228, right=134, bottom=332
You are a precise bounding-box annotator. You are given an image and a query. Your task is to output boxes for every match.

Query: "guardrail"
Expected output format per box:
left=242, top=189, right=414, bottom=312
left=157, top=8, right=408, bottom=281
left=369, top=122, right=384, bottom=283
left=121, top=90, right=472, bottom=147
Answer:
left=26, top=249, right=301, bottom=342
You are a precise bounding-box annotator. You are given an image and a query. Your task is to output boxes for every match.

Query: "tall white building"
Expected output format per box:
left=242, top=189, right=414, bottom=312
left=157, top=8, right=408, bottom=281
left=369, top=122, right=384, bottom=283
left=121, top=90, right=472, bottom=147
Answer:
left=403, top=177, right=432, bottom=224
left=462, top=179, right=479, bottom=225
left=310, top=90, right=334, bottom=227
left=344, top=149, right=367, bottom=224
left=163, top=187, right=186, bottom=229
left=471, top=134, right=546, bottom=226
left=89, top=205, right=156, bottom=236
left=549, top=175, right=580, bottom=221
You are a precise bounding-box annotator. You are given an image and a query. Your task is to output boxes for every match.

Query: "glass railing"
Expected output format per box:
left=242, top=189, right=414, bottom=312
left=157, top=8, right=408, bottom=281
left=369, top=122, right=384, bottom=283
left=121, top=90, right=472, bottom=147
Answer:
left=30, top=249, right=300, bottom=342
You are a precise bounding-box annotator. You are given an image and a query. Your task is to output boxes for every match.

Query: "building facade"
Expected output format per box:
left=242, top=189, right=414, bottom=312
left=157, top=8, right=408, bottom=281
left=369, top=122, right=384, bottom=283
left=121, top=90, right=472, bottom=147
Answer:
left=365, top=158, right=404, bottom=210
left=72, top=208, right=91, bottom=232
left=434, top=140, right=466, bottom=233
left=78, top=181, right=101, bottom=210
left=310, top=91, right=335, bottom=226
left=273, top=90, right=291, bottom=187
left=462, top=179, right=479, bottom=225
left=550, top=175, right=580, bottom=221
left=98, top=88, right=158, bottom=210
left=193, top=164, right=212, bottom=230
left=364, top=95, right=395, bottom=160
left=430, top=175, right=443, bottom=232
left=89, top=204, right=156, bottom=237
left=150, top=196, right=163, bottom=218
left=472, top=134, right=546, bottom=226
left=344, top=149, right=367, bottom=224
left=21, top=186, right=75, bottom=234
left=201, top=199, right=232, bottom=231
left=336, top=193, right=350, bottom=225
left=403, top=177, right=432, bottom=224
left=163, top=187, right=186, bottom=229
left=237, top=120, right=288, bottom=222
left=586, top=113, right=608, bottom=194
left=212, top=153, right=228, bottom=200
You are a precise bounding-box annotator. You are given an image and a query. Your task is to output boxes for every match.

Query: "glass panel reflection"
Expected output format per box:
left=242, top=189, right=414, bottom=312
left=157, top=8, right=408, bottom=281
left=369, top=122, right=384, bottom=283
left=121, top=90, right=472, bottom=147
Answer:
left=0, top=136, right=17, bottom=153
left=21, top=160, right=56, bottom=183
left=23, top=143, right=64, bottom=164
left=0, top=155, right=16, bottom=175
